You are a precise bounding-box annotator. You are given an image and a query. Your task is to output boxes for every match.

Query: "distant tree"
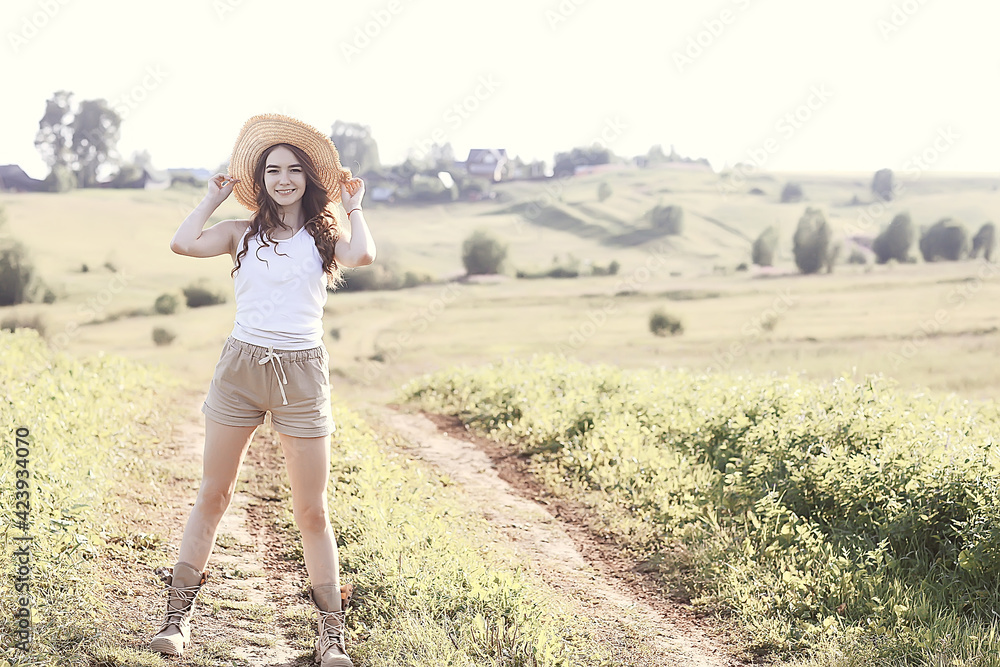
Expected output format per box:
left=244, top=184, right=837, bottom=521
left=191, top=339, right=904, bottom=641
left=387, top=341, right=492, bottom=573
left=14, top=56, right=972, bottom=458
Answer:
left=646, top=144, right=668, bottom=164
left=110, top=162, right=144, bottom=188
left=793, top=207, right=833, bottom=274
left=597, top=181, right=612, bottom=202
left=331, top=120, right=380, bottom=174
left=35, top=92, right=122, bottom=188
left=781, top=182, right=804, bottom=203
left=872, top=168, right=895, bottom=201
left=71, top=99, right=122, bottom=187
left=462, top=229, right=507, bottom=275
left=971, top=222, right=996, bottom=262
left=35, top=90, right=74, bottom=171
left=872, top=212, right=914, bottom=263
left=649, top=205, right=684, bottom=235
left=752, top=225, right=779, bottom=266
left=553, top=145, right=612, bottom=177
left=919, top=218, right=969, bottom=262
left=42, top=164, right=75, bottom=192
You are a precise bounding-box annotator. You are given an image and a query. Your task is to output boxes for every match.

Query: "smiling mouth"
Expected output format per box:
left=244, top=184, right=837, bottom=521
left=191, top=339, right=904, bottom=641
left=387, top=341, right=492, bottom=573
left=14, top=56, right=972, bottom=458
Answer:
left=276, top=188, right=296, bottom=195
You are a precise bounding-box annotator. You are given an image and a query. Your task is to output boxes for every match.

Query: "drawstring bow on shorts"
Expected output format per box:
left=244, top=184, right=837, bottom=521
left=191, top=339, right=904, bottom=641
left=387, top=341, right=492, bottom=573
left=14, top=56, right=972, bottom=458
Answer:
left=258, top=346, right=288, bottom=405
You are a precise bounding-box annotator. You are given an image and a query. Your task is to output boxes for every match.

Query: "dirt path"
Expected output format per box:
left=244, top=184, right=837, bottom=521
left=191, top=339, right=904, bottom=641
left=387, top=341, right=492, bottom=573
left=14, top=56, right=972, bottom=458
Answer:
left=100, top=392, right=739, bottom=666
left=364, top=403, right=740, bottom=667
left=101, top=389, right=317, bottom=666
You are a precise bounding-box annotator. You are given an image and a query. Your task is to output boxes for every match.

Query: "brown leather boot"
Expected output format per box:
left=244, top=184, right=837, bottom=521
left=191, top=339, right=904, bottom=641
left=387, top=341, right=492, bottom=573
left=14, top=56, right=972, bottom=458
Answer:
left=149, top=561, right=210, bottom=656
left=310, top=583, right=354, bottom=667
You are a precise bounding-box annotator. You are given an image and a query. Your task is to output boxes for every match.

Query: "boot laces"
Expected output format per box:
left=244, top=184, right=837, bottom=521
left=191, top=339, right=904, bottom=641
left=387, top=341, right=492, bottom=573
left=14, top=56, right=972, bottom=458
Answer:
left=155, top=568, right=203, bottom=629
left=317, top=608, right=348, bottom=654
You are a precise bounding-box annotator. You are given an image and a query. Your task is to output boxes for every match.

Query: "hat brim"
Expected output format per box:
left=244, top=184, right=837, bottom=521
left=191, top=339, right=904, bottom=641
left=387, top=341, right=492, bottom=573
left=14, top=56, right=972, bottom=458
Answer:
left=228, top=114, right=351, bottom=212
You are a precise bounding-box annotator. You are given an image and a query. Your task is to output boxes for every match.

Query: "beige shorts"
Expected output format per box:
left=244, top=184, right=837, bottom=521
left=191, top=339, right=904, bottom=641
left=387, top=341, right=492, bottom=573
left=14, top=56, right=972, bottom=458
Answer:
left=201, top=336, right=335, bottom=438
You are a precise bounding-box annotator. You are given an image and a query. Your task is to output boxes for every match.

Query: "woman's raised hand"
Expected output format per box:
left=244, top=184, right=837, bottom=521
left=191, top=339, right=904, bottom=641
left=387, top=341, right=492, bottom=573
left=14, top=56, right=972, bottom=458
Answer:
left=341, top=177, right=365, bottom=209
left=207, top=173, right=239, bottom=203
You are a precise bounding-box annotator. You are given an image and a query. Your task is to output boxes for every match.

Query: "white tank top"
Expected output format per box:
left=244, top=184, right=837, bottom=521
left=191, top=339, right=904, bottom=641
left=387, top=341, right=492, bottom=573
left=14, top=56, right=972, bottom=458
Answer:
left=230, top=224, right=328, bottom=349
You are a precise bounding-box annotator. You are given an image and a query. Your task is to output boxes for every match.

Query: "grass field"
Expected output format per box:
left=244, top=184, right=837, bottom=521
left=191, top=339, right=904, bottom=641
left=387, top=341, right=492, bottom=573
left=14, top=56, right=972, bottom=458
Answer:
left=2, top=165, right=999, bottom=664
left=1, top=165, right=999, bottom=405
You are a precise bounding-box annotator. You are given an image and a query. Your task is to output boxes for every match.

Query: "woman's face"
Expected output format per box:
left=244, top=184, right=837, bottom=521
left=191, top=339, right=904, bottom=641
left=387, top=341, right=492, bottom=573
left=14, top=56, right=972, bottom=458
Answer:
left=262, top=145, right=306, bottom=207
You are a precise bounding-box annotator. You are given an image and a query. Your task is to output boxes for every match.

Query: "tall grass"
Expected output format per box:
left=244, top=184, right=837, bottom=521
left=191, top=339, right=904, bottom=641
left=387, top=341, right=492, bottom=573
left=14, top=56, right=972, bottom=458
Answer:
left=0, top=329, right=182, bottom=665
left=401, top=355, right=1000, bottom=665
left=310, top=401, right=616, bottom=666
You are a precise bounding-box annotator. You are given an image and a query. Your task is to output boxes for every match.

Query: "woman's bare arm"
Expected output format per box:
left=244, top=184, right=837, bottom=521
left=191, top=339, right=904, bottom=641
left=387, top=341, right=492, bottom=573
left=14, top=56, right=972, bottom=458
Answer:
left=169, top=174, right=245, bottom=258
left=334, top=177, right=376, bottom=268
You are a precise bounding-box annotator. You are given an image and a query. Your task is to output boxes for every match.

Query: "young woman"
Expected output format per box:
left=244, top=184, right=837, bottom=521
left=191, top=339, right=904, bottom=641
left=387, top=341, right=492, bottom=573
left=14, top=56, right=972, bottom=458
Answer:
left=152, top=114, right=375, bottom=667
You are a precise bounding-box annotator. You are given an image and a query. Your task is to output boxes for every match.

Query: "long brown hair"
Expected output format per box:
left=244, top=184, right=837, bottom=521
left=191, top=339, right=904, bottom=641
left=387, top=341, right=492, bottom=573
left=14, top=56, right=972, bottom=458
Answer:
left=231, top=143, right=345, bottom=288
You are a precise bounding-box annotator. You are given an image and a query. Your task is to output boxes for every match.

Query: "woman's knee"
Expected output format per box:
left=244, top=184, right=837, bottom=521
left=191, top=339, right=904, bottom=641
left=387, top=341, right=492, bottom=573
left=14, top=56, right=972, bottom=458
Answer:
left=293, top=501, right=331, bottom=534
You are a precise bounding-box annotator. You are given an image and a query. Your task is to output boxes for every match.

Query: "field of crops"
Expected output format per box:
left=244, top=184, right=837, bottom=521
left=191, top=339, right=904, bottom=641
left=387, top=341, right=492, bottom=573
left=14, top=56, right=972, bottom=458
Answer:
left=402, top=355, right=1000, bottom=666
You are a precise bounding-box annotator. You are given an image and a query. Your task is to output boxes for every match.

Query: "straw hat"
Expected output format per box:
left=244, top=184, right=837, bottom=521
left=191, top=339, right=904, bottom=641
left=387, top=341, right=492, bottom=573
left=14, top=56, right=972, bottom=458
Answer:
left=228, top=113, right=352, bottom=211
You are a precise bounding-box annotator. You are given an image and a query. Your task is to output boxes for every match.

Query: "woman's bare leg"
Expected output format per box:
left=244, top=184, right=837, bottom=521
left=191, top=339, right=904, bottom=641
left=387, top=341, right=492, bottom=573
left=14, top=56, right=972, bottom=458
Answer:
left=176, top=418, right=258, bottom=572
left=278, top=431, right=341, bottom=594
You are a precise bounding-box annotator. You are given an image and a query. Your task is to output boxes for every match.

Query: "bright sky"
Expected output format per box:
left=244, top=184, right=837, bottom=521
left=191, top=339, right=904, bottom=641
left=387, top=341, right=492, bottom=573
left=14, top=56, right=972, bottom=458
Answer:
left=2, top=0, right=998, bottom=179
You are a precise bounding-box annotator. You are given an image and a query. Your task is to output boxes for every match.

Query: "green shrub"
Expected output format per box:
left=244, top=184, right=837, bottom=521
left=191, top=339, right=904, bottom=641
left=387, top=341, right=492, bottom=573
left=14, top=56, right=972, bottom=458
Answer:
left=919, top=218, right=969, bottom=262
left=781, top=181, right=804, bottom=203
left=752, top=225, right=779, bottom=266
left=872, top=168, right=895, bottom=201
left=182, top=281, right=227, bottom=308
left=793, top=207, right=833, bottom=274
left=1, top=313, right=47, bottom=337
left=153, top=293, right=180, bottom=315
left=597, top=181, right=612, bottom=202
left=340, top=261, right=434, bottom=292
left=649, top=308, right=683, bottom=336
left=873, top=212, right=914, bottom=264
left=847, top=247, right=869, bottom=265
left=649, top=204, right=684, bottom=235
left=971, top=222, right=996, bottom=262
left=0, top=239, right=37, bottom=307
left=462, top=229, right=508, bottom=275
left=591, top=259, right=620, bottom=276
left=152, top=326, right=176, bottom=346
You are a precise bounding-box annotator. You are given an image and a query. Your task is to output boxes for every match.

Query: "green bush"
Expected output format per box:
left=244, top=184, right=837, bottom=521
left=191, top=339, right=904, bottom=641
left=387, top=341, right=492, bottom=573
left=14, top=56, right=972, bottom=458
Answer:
left=462, top=229, right=508, bottom=275
left=872, top=168, right=895, bottom=201
left=971, top=222, right=996, bottom=262
left=793, top=207, right=834, bottom=274
left=152, top=326, right=176, bottom=346
left=591, top=259, right=620, bottom=276
left=919, top=218, right=969, bottom=262
left=181, top=281, right=227, bottom=308
left=597, top=181, right=612, bottom=202
left=0, top=313, right=47, bottom=337
left=649, top=308, right=683, bottom=336
left=873, top=212, right=914, bottom=264
left=153, top=293, right=180, bottom=315
left=0, top=239, right=37, bottom=307
left=649, top=204, right=684, bottom=235
left=340, top=261, right=434, bottom=292
left=752, top=225, right=779, bottom=266
left=847, top=247, right=869, bottom=265
left=781, top=181, right=804, bottom=203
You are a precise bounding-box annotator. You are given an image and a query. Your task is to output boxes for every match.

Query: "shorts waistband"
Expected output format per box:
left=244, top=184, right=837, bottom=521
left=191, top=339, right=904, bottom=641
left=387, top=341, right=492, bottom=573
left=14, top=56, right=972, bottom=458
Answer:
left=225, top=335, right=325, bottom=361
